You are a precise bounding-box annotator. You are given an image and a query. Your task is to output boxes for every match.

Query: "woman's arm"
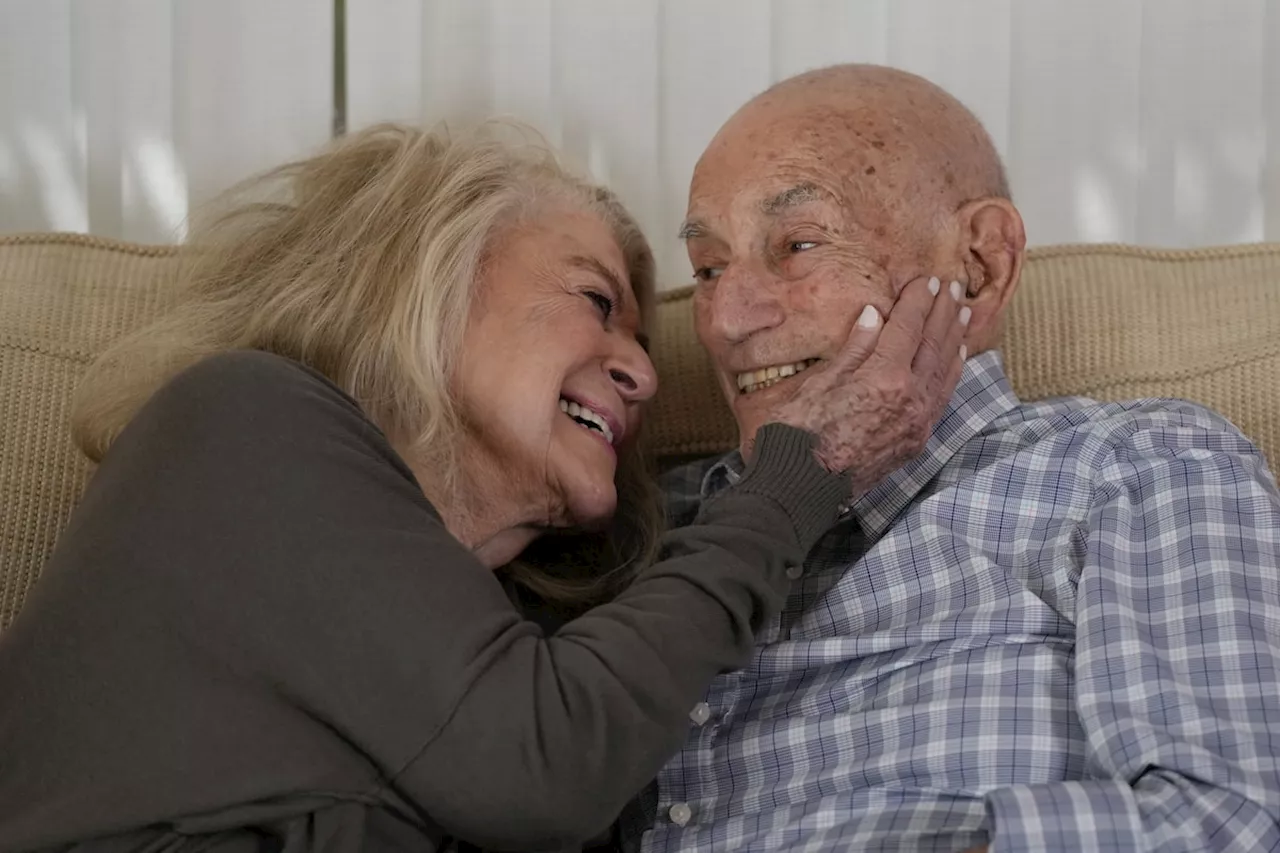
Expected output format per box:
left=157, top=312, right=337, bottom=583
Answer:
left=75, top=351, right=842, bottom=850
left=399, top=422, right=846, bottom=849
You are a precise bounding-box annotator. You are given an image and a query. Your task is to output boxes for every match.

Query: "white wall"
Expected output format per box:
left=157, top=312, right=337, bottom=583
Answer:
left=0, top=0, right=332, bottom=243
left=3, top=0, right=1278, bottom=288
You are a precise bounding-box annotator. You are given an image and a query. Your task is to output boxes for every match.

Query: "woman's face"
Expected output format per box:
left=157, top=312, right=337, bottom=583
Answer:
left=455, top=208, right=656, bottom=533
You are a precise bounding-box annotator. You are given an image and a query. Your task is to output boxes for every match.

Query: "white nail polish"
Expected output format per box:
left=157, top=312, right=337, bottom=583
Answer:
left=928, top=276, right=940, bottom=296
left=959, top=344, right=968, bottom=361
left=949, top=280, right=963, bottom=301
left=857, top=304, right=881, bottom=329
left=959, top=306, right=972, bottom=326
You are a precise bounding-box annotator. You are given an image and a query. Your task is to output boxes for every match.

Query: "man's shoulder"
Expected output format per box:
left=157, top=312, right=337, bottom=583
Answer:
left=986, top=393, right=1267, bottom=474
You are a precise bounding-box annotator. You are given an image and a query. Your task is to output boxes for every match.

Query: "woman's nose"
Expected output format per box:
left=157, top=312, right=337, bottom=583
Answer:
left=606, top=338, right=658, bottom=402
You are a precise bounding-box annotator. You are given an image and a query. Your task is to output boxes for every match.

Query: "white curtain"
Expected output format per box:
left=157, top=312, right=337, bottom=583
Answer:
left=2, top=0, right=1277, bottom=289
left=348, top=0, right=1280, bottom=287
left=0, top=0, right=332, bottom=243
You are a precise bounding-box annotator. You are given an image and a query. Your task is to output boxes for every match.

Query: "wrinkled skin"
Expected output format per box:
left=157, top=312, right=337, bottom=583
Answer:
left=770, top=275, right=967, bottom=494
left=411, top=208, right=656, bottom=569
left=684, top=64, right=1025, bottom=500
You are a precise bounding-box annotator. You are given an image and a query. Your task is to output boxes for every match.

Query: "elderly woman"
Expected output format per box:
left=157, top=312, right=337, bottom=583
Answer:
left=0, top=125, right=965, bottom=853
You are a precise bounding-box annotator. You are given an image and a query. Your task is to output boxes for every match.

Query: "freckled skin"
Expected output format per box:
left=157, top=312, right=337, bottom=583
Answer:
left=766, top=275, right=967, bottom=496
left=685, top=64, right=1027, bottom=498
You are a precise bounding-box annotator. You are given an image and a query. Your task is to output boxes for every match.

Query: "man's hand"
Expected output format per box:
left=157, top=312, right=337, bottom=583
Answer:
left=767, top=275, right=969, bottom=498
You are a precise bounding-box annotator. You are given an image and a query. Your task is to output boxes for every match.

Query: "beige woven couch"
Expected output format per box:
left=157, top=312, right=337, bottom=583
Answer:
left=3, top=234, right=1280, bottom=631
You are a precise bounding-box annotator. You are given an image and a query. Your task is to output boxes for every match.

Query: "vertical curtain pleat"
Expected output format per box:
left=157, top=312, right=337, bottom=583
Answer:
left=1008, top=0, right=1144, bottom=244
left=1, top=0, right=86, bottom=234
left=1136, top=1, right=1268, bottom=247
left=0, top=0, right=332, bottom=243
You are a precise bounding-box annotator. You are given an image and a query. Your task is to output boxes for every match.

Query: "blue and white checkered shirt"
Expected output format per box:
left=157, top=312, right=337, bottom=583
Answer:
left=624, top=350, right=1280, bottom=852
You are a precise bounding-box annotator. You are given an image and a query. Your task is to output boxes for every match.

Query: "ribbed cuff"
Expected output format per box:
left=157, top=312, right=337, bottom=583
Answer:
left=732, top=423, right=850, bottom=550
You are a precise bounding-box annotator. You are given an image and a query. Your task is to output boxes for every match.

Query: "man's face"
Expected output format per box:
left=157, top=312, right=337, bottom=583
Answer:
left=683, top=113, right=925, bottom=450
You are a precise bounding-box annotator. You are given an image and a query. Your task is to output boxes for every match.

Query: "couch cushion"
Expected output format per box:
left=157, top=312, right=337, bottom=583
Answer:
left=0, top=235, right=180, bottom=628
left=649, top=243, right=1280, bottom=469
left=2, top=235, right=1279, bottom=629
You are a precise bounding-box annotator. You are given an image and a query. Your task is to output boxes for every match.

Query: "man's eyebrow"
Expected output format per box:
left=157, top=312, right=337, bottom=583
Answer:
left=679, top=184, right=830, bottom=240
left=761, top=182, right=826, bottom=216
left=677, top=219, right=708, bottom=241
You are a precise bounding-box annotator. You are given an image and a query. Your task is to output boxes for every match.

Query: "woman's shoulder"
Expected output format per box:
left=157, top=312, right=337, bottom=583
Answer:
left=92, top=348, right=438, bottom=528
left=168, top=350, right=357, bottom=407
left=147, top=350, right=370, bottom=434
left=126, top=349, right=410, bottom=481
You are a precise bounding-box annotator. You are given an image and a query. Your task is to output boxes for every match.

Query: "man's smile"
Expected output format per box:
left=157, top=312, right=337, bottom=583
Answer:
left=735, top=358, right=821, bottom=394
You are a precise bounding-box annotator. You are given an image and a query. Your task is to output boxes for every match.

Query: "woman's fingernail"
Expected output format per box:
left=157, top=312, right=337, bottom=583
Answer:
left=959, top=306, right=972, bottom=326
left=949, top=280, right=963, bottom=301
left=928, top=276, right=941, bottom=296
left=857, top=304, right=882, bottom=329
left=959, top=344, right=968, bottom=360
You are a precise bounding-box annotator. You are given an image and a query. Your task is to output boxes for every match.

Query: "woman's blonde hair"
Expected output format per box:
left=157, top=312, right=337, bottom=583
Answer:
left=71, top=122, right=662, bottom=608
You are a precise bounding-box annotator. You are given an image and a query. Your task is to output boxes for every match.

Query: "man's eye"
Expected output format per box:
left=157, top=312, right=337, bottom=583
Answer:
left=789, top=241, right=818, bottom=253
left=694, top=267, right=723, bottom=282
left=586, top=290, right=615, bottom=319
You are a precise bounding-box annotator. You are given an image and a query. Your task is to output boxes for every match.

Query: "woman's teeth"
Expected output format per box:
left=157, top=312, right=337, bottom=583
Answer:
left=559, top=398, right=615, bottom=445
left=736, top=358, right=820, bottom=394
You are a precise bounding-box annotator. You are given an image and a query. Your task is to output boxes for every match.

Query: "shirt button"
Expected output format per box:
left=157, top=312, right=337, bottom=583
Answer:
left=668, top=802, right=693, bottom=827
left=688, top=702, right=711, bottom=726
left=786, top=564, right=804, bottom=580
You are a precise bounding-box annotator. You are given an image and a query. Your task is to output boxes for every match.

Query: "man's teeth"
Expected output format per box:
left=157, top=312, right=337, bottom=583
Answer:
left=558, top=398, right=615, bottom=445
left=736, top=358, right=820, bottom=394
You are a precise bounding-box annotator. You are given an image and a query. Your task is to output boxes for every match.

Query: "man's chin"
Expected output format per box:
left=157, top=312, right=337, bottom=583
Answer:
left=734, top=417, right=767, bottom=460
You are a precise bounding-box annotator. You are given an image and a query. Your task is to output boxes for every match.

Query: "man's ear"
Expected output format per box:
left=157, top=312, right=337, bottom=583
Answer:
left=957, top=197, right=1026, bottom=353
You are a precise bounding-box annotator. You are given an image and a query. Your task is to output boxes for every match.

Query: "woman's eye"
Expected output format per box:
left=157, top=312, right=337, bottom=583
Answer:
left=789, top=241, right=818, bottom=253
left=694, top=267, right=723, bottom=282
left=586, top=290, right=615, bottom=319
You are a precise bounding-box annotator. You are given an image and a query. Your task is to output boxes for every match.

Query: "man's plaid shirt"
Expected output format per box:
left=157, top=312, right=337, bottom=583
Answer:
left=623, top=350, right=1280, bottom=852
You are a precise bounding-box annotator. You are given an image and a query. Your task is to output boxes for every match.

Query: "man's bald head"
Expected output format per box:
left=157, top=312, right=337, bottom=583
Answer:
left=757, top=64, right=1007, bottom=199
left=684, top=64, right=1026, bottom=409
left=696, top=64, right=1009, bottom=247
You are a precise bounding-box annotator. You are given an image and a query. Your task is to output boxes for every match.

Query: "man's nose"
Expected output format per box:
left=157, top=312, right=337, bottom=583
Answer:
left=605, top=337, right=658, bottom=403
left=708, top=266, right=786, bottom=344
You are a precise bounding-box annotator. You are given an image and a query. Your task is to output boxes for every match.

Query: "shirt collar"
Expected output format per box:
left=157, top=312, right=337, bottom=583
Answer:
left=699, top=349, right=1021, bottom=540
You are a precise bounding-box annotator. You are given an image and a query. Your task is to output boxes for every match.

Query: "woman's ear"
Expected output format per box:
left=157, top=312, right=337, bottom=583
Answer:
left=957, top=197, right=1026, bottom=353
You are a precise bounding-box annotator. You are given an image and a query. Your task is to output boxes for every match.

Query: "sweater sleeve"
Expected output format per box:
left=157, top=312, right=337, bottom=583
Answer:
left=398, top=422, right=847, bottom=849
left=90, top=351, right=846, bottom=850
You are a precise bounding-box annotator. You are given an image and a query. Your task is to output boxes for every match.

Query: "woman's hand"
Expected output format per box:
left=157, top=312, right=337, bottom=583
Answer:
left=765, top=275, right=969, bottom=499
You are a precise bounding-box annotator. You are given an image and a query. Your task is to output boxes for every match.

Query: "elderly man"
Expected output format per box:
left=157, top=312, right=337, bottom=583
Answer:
left=621, top=65, right=1280, bottom=852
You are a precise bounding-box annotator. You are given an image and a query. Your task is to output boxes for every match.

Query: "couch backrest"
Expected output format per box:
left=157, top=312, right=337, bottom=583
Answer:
left=1, top=236, right=179, bottom=629
left=3, top=234, right=1279, bottom=629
